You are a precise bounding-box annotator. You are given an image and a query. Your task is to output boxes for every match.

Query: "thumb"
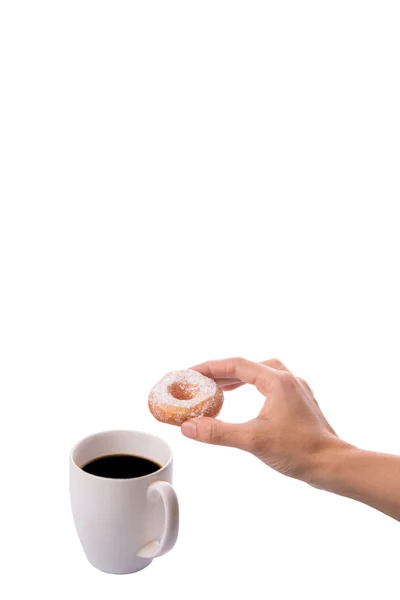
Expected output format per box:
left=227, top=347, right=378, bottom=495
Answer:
left=181, top=417, right=252, bottom=450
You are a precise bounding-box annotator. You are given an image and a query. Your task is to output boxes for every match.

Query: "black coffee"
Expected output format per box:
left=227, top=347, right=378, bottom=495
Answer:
left=81, top=454, right=161, bottom=479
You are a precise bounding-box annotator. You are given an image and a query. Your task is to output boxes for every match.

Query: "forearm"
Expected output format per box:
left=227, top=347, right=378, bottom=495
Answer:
left=311, top=440, right=400, bottom=521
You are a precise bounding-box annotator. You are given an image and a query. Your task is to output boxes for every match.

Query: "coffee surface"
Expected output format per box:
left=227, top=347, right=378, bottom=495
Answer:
left=81, top=454, right=161, bottom=479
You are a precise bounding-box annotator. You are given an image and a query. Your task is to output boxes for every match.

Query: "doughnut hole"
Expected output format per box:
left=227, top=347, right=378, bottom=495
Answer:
left=168, top=382, right=199, bottom=401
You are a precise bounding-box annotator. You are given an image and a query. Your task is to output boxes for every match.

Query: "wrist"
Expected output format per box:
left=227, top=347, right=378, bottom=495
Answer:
left=301, top=436, right=400, bottom=521
left=305, top=436, right=358, bottom=492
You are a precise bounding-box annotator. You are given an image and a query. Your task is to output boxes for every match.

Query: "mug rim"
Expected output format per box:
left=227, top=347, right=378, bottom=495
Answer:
left=70, top=429, right=173, bottom=482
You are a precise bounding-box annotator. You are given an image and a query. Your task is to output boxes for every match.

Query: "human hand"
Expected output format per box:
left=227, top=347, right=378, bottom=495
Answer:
left=181, top=357, right=347, bottom=484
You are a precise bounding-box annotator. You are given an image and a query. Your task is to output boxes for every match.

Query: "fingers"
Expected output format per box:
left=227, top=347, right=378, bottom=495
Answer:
left=181, top=417, right=254, bottom=450
left=219, top=383, right=243, bottom=392
left=207, top=359, right=313, bottom=397
left=298, top=376, right=313, bottom=394
left=209, top=377, right=243, bottom=387
left=190, top=357, right=276, bottom=396
left=263, top=362, right=314, bottom=397
left=191, top=358, right=290, bottom=392
left=261, top=358, right=290, bottom=372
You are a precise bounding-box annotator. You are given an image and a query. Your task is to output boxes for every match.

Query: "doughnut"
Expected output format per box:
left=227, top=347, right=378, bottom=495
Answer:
left=148, top=369, right=224, bottom=426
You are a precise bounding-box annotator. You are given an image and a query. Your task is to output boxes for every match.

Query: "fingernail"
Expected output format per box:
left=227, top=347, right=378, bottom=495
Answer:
left=181, top=420, right=197, bottom=439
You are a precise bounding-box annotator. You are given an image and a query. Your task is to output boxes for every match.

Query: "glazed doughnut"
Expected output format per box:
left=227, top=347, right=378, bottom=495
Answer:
left=148, top=369, right=224, bottom=426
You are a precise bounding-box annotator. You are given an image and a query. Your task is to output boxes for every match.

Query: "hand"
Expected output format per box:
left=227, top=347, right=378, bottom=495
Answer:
left=181, top=357, right=400, bottom=521
left=181, top=357, right=346, bottom=484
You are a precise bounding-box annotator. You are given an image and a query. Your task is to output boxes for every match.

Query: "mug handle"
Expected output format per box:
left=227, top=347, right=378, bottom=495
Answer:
left=136, top=480, right=179, bottom=559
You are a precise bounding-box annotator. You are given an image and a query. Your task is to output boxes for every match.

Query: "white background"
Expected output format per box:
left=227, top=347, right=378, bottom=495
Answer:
left=1, top=1, right=399, bottom=598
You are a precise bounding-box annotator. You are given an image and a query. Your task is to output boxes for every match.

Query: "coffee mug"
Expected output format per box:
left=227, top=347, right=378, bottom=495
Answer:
left=69, top=430, right=179, bottom=574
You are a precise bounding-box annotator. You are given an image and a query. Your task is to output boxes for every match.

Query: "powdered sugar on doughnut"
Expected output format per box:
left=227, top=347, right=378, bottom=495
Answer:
left=148, top=369, right=224, bottom=425
left=149, top=369, right=217, bottom=408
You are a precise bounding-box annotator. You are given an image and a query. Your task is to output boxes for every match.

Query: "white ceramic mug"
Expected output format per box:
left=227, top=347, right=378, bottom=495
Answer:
left=69, top=430, right=179, bottom=574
